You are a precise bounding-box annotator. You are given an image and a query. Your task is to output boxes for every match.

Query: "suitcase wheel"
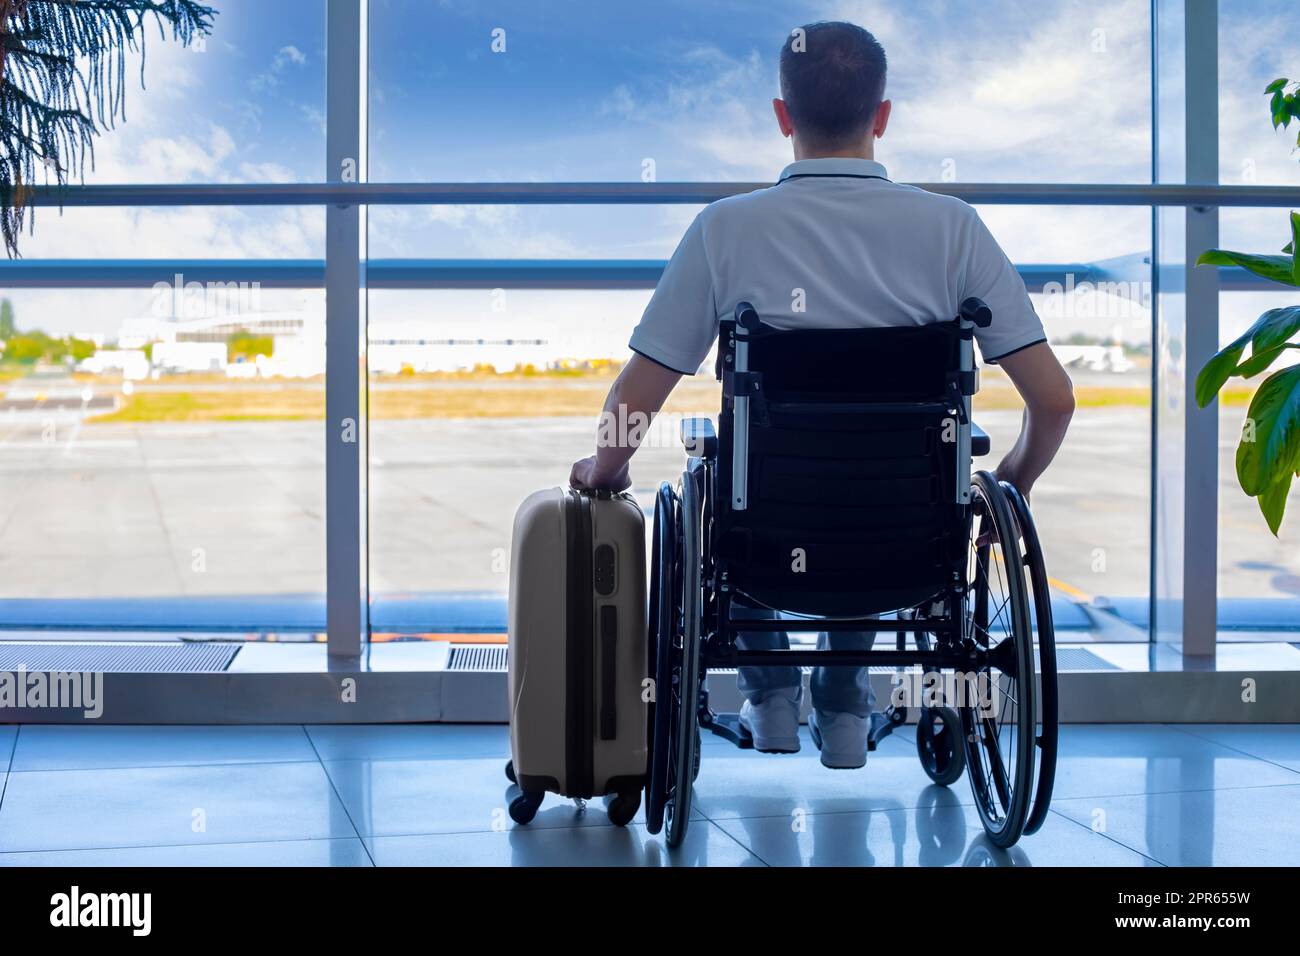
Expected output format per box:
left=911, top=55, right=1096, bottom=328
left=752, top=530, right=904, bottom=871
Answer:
left=509, top=791, right=544, bottom=825
left=606, top=791, right=641, bottom=828
left=504, top=759, right=516, bottom=784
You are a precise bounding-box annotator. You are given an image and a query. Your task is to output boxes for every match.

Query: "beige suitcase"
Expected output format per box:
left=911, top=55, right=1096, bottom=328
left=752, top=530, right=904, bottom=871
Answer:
left=505, top=487, right=648, bottom=826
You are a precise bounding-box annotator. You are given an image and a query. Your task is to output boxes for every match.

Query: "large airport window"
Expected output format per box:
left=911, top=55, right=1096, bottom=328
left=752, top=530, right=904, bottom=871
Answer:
left=367, top=0, right=1151, bottom=185
left=973, top=206, right=1153, bottom=643
left=0, top=213, right=326, bottom=634
left=73, top=0, right=326, bottom=186
left=1218, top=0, right=1298, bottom=188
left=1215, top=208, right=1300, bottom=638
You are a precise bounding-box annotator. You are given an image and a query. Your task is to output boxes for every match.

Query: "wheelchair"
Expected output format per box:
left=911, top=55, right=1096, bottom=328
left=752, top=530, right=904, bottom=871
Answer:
left=644, top=299, right=1058, bottom=850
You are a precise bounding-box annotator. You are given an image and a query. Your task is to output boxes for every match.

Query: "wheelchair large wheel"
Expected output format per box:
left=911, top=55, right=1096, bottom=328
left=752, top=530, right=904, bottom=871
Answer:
left=961, top=471, right=1036, bottom=848
left=663, top=472, right=704, bottom=848
left=644, top=484, right=676, bottom=835
left=1001, top=481, right=1058, bottom=836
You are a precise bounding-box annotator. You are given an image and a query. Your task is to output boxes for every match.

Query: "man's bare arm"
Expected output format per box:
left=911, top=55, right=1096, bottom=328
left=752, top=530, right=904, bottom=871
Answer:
left=991, top=342, right=1075, bottom=496
left=570, top=354, right=683, bottom=491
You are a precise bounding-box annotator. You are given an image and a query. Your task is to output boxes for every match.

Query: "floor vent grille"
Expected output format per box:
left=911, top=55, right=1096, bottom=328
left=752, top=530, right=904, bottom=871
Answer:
left=447, top=644, right=509, bottom=672
left=0, top=641, right=240, bottom=674
left=438, top=645, right=1117, bottom=675
left=1055, top=647, right=1120, bottom=671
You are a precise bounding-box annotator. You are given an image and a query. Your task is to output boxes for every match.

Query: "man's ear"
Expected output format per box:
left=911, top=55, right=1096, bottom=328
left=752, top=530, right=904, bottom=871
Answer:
left=873, top=99, right=892, bottom=139
left=773, top=98, right=795, bottom=138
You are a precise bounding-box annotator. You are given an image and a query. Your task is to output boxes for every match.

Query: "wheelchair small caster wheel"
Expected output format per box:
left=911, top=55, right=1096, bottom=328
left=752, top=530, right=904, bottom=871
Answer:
left=606, top=791, right=641, bottom=827
left=509, top=791, right=543, bottom=825
left=917, top=706, right=965, bottom=787
left=504, top=759, right=516, bottom=784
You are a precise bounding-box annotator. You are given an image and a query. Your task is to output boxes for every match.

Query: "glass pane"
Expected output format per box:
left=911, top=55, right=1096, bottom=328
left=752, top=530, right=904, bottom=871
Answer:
left=368, top=0, right=1150, bottom=184
left=30, top=0, right=325, bottom=188
left=365, top=286, right=717, bottom=632
left=1219, top=0, right=1300, bottom=187
left=0, top=213, right=326, bottom=636
left=365, top=205, right=1153, bottom=639
left=974, top=206, right=1152, bottom=643
left=1215, top=209, right=1300, bottom=638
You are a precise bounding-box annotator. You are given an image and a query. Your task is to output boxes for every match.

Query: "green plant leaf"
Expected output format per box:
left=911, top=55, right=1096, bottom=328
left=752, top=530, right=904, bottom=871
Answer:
left=1236, top=364, right=1300, bottom=496
left=1273, top=91, right=1287, bottom=128
left=1236, top=344, right=1296, bottom=379
left=1197, top=340, right=1250, bottom=407
left=1252, top=305, right=1300, bottom=353
left=1266, top=78, right=1289, bottom=94
left=1292, top=212, right=1300, bottom=284
left=1197, top=249, right=1296, bottom=285
left=1198, top=303, right=1300, bottom=407
left=1258, top=474, right=1293, bottom=536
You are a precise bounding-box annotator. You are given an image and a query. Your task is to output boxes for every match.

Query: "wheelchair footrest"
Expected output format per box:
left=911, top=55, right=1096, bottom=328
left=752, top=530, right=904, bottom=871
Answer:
left=703, top=712, right=754, bottom=749
left=867, top=709, right=902, bottom=751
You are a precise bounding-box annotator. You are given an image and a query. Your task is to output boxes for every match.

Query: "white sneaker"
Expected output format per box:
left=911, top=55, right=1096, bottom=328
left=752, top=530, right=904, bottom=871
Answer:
left=739, top=696, right=801, bottom=754
left=808, top=710, right=868, bottom=769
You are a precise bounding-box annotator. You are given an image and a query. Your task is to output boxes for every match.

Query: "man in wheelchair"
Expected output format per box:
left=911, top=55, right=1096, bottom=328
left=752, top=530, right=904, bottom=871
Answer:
left=570, top=20, right=1074, bottom=840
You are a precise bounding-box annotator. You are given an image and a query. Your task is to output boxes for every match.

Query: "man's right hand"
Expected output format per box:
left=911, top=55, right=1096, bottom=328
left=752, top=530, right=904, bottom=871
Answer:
left=993, top=460, right=1032, bottom=501
left=569, top=455, right=631, bottom=493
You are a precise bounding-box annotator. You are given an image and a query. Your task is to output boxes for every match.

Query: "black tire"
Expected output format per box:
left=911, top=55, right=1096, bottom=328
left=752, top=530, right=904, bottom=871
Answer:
left=1002, top=481, right=1058, bottom=836
left=664, top=470, right=704, bottom=850
left=909, top=614, right=963, bottom=785
left=916, top=706, right=966, bottom=786
left=961, top=471, right=1036, bottom=849
left=644, top=483, right=677, bottom=835
left=508, top=791, right=543, bottom=825
left=504, top=759, right=516, bottom=784
left=606, top=791, right=641, bottom=827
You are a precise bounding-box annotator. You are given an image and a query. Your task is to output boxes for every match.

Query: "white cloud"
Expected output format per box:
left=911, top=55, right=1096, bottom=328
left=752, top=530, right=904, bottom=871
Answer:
left=252, top=44, right=309, bottom=91
left=600, top=84, right=637, bottom=117
left=275, top=45, right=308, bottom=68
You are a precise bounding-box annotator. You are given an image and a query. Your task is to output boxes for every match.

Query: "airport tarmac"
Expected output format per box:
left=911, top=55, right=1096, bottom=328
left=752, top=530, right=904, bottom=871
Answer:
left=0, top=397, right=1295, bottom=622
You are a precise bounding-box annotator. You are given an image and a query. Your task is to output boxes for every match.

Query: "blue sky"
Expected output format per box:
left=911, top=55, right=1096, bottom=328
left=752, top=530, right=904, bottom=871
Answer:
left=3, top=0, right=1298, bottom=344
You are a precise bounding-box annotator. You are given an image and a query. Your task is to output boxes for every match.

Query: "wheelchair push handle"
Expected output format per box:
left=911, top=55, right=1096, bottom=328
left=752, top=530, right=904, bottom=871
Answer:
left=734, top=301, right=761, bottom=331
left=959, top=297, right=993, bottom=328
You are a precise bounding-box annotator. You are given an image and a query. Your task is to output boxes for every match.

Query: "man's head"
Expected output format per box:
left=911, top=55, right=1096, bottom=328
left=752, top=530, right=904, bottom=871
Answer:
left=775, top=21, right=890, bottom=158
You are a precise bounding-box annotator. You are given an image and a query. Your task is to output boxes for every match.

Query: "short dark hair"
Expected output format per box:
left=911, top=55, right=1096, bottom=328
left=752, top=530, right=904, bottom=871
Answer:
left=779, top=22, right=887, bottom=149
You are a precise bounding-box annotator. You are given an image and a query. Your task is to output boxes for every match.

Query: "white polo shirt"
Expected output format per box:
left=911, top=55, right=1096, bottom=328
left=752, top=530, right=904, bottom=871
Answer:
left=628, top=158, right=1046, bottom=374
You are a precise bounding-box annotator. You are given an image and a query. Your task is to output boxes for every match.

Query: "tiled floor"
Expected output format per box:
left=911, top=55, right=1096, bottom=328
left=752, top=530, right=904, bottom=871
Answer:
left=0, top=722, right=1296, bottom=866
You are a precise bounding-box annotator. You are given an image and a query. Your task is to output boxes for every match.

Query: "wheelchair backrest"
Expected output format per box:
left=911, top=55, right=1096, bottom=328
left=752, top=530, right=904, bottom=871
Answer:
left=712, top=307, right=980, bottom=618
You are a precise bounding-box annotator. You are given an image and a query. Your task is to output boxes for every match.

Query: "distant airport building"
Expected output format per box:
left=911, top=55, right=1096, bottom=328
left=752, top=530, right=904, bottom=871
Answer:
left=79, top=349, right=150, bottom=381
left=103, top=308, right=694, bottom=377
left=151, top=341, right=228, bottom=373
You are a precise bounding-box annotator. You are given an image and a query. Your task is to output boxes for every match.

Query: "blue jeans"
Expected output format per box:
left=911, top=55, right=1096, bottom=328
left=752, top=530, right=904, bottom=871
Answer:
left=734, top=604, right=877, bottom=718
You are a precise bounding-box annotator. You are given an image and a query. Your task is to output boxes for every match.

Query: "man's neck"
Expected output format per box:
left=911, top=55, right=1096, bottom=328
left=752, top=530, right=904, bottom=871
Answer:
left=793, top=143, right=875, bottom=162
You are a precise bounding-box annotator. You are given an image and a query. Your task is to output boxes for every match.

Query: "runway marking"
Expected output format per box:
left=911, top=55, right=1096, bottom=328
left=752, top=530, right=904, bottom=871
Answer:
left=1048, top=576, right=1092, bottom=603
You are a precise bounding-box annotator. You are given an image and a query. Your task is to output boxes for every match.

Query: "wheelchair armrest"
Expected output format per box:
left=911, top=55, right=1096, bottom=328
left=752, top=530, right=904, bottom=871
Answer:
left=680, top=417, right=718, bottom=459
left=972, top=421, right=991, bottom=457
